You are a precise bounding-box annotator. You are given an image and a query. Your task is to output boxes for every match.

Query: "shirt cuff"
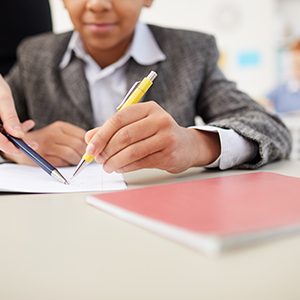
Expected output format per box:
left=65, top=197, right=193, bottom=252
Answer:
left=190, top=125, right=258, bottom=170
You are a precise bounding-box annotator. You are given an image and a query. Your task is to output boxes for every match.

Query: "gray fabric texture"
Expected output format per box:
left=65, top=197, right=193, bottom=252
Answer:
left=5, top=24, right=292, bottom=169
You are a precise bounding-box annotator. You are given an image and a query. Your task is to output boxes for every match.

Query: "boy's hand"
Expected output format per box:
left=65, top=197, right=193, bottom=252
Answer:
left=85, top=101, right=221, bottom=174
left=0, top=75, right=35, bottom=154
left=5, top=121, right=87, bottom=167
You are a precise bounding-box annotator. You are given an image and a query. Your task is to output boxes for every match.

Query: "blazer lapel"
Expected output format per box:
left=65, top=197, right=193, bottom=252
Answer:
left=60, top=56, right=164, bottom=128
left=60, top=55, right=94, bottom=128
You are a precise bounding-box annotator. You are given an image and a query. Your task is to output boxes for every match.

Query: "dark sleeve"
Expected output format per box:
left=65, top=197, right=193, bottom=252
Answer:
left=196, top=36, right=292, bottom=169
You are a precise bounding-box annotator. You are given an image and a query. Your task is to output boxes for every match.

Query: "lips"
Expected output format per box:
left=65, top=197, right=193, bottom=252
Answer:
left=84, top=22, right=117, bottom=34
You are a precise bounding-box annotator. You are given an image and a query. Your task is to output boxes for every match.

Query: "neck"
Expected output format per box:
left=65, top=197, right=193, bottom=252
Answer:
left=85, top=38, right=132, bottom=68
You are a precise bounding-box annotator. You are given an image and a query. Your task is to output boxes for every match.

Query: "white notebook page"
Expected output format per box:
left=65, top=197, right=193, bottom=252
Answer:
left=0, top=163, right=126, bottom=193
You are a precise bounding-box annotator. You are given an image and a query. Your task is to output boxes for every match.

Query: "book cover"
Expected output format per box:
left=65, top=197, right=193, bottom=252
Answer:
left=86, top=172, right=300, bottom=255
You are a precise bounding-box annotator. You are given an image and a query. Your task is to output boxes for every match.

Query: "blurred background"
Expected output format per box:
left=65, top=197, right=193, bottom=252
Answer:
left=49, top=0, right=300, bottom=99
left=49, top=0, right=300, bottom=160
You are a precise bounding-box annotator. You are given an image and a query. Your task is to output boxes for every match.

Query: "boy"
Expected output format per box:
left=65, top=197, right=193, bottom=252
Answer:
left=0, top=0, right=291, bottom=173
left=266, top=40, right=300, bottom=113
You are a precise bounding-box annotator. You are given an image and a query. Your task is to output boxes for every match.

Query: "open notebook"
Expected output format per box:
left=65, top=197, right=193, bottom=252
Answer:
left=87, top=172, right=300, bottom=255
left=0, top=163, right=126, bottom=193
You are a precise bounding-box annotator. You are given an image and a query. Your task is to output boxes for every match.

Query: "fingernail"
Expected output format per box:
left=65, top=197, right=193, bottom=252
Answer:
left=86, top=143, right=95, bottom=155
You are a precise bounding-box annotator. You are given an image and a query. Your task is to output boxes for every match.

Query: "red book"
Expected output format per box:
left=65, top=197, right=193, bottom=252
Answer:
left=86, top=172, right=300, bottom=255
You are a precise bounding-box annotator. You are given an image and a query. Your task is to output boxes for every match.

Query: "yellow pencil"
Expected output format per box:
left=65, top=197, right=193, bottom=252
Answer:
left=71, top=71, right=158, bottom=179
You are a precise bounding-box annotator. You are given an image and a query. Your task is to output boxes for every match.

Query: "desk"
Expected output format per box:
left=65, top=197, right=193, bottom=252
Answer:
left=0, top=160, right=300, bottom=300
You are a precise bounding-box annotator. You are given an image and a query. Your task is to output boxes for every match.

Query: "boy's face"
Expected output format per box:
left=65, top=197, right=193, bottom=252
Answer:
left=63, top=0, right=152, bottom=56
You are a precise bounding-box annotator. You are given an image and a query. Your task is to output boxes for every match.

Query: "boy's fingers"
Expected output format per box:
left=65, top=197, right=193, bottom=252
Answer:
left=85, top=128, right=99, bottom=144
left=102, top=133, right=163, bottom=173
left=23, top=138, right=39, bottom=150
left=116, top=151, right=163, bottom=173
left=87, top=104, right=149, bottom=156
left=47, top=144, right=82, bottom=166
left=54, top=134, right=87, bottom=156
left=59, top=122, right=86, bottom=139
left=22, top=120, right=38, bottom=150
left=99, top=117, right=158, bottom=162
left=43, top=155, right=69, bottom=168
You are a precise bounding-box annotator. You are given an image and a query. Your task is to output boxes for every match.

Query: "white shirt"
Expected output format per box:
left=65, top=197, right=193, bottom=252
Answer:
left=60, top=22, right=257, bottom=170
left=60, top=23, right=166, bottom=126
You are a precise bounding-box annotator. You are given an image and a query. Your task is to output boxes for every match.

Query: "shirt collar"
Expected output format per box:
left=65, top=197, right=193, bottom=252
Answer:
left=59, top=22, right=166, bottom=70
left=130, top=22, right=166, bottom=65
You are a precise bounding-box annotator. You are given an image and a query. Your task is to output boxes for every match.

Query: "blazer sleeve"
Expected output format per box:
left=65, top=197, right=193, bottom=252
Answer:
left=196, top=35, right=292, bottom=169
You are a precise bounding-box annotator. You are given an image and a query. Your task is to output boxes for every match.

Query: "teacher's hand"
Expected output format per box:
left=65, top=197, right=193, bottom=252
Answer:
left=0, top=75, right=35, bottom=154
left=4, top=121, right=87, bottom=167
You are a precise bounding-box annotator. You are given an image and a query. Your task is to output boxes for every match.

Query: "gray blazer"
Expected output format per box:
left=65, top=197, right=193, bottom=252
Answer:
left=5, top=24, right=291, bottom=169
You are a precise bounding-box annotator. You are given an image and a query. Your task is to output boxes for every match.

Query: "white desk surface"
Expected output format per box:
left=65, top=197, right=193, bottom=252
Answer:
left=0, top=160, right=300, bottom=300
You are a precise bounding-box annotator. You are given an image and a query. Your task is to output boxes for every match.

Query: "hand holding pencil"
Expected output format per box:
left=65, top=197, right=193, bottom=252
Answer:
left=0, top=75, right=69, bottom=184
left=72, top=71, right=158, bottom=177
left=73, top=71, right=221, bottom=176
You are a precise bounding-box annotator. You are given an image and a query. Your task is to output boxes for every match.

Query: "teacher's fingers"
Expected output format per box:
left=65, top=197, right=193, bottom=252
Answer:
left=21, top=120, right=35, bottom=133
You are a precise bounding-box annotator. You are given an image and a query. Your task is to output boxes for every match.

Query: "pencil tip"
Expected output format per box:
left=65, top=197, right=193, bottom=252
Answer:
left=51, top=169, right=70, bottom=185
left=71, top=159, right=86, bottom=179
